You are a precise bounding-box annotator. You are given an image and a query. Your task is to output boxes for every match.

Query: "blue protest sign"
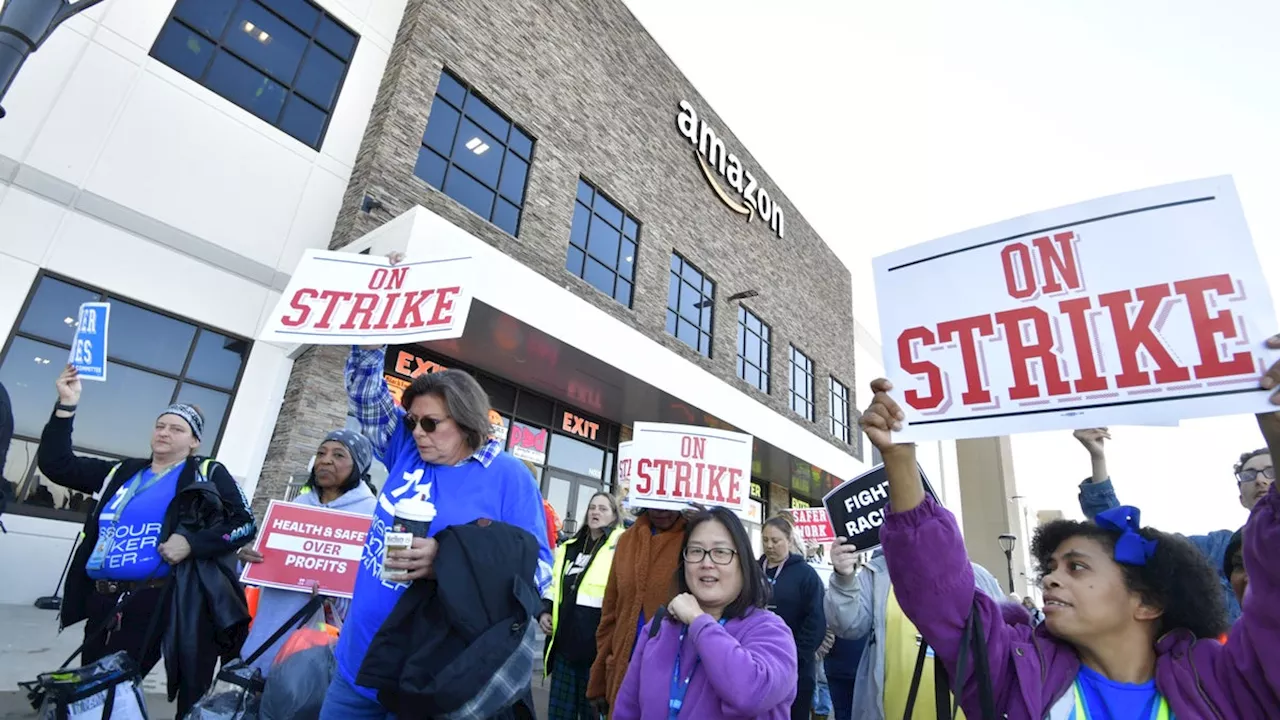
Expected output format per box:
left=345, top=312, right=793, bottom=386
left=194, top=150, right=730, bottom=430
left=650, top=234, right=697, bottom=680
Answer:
left=67, top=302, right=110, bottom=381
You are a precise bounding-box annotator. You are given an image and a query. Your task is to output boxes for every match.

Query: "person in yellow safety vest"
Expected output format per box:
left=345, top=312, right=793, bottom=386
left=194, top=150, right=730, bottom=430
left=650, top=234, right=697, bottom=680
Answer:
left=538, top=492, right=623, bottom=720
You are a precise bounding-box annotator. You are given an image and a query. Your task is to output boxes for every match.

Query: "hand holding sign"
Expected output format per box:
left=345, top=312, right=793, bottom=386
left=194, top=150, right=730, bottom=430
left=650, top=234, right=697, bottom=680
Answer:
left=56, top=365, right=82, bottom=407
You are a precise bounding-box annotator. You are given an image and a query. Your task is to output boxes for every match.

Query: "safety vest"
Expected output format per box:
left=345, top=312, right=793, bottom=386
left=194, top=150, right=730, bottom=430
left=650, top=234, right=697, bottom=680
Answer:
left=543, top=525, right=624, bottom=674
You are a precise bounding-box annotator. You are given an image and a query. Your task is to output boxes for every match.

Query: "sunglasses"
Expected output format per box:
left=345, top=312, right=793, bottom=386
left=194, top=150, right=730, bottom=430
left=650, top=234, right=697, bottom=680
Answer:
left=404, top=415, right=451, bottom=433
left=1237, top=467, right=1275, bottom=484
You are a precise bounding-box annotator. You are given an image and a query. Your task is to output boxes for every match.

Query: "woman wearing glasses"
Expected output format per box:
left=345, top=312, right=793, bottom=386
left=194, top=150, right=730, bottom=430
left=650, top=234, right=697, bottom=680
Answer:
left=318, top=253, right=554, bottom=720
left=613, top=506, right=798, bottom=720
left=760, top=515, right=826, bottom=720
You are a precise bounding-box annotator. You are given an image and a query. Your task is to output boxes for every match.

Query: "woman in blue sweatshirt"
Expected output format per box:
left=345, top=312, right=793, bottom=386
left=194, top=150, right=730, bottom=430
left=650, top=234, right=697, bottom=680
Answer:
left=760, top=516, right=826, bottom=720
left=317, top=343, right=553, bottom=720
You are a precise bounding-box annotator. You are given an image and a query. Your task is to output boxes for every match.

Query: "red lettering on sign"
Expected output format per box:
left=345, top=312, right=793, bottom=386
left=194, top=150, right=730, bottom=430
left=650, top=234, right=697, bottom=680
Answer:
left=369, top=266, right=408, bottom=290
left=938, top=314, right=996, bottom=405
left=313, top=290, right=354, bottom=330
left=1175, top=274, right=1253, bottom=380
left=281, top=288, right=318, bottom=327
left=680, top=436, right=707, bottom=460
left=898, top=327, right=945, bottom=412
left=339, top=292, right=381, bottom=330
left=993, top=306, right=1071, bottom=400
left=430, top=287, right=461, bottom=325
left=393, top=290, right=432, bottom=329
left=372, top=292, right=403, bottom=330
left=1058, top=297, right=1109, bottom=393
left=1033, top=232, right=1082, bottom=295
left=1098, top=284, right=1191, bottom=388
left=1001, top=243, right=1038, bottom=300
left=634, top=458, right=742, bottom=505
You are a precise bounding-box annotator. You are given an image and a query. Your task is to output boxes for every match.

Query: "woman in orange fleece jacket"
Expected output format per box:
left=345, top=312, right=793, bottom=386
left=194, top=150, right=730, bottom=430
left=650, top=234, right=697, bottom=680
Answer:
left=586, top=508, right=687, bottom=714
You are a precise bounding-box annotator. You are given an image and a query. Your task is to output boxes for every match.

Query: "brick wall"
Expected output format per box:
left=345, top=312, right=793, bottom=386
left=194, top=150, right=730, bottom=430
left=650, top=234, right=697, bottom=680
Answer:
left=254, top=0, right=859, bottom=504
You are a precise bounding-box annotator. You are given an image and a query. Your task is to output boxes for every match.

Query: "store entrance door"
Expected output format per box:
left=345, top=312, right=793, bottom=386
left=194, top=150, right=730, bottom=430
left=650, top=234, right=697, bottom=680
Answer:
left=543, top=469, right=606, bottom=537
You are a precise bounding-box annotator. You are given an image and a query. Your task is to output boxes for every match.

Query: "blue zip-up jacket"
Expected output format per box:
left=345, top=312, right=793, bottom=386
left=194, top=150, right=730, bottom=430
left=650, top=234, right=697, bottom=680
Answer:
left=1078, top=477, right=1240, bottom=623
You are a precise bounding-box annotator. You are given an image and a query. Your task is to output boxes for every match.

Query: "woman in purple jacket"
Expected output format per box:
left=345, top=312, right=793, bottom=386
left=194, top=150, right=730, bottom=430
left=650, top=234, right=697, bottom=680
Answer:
left=857, top=365, right=1280, bottom=719
left=613, top=506, right=798, bottom=719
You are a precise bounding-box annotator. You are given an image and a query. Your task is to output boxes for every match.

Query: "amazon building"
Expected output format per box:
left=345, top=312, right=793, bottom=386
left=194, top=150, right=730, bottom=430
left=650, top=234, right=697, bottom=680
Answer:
left=252, top=0, right=867, bottom=551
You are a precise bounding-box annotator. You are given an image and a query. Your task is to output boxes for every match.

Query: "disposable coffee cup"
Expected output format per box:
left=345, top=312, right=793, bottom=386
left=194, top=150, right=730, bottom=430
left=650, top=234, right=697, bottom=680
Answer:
left=381, top=494, right=437, bottom=582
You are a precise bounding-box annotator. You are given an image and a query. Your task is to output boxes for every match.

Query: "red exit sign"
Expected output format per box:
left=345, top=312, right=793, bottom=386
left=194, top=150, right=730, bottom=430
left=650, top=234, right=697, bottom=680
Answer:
left=561, top=411, right=600, bottom=441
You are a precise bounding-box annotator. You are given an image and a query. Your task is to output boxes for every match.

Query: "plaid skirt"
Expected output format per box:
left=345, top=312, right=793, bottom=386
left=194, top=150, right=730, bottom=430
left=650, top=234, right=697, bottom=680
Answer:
left=547, top=654, right=596, bottom=720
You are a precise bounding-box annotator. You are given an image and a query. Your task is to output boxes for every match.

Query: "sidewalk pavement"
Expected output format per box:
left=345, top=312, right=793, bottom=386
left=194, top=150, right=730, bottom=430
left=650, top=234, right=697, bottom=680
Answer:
left=0, top=603, right=552, bottom=719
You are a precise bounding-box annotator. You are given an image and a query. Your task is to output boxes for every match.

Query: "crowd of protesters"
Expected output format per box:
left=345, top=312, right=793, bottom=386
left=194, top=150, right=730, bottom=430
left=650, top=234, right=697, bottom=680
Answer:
left=5, top=274, right=1278, bottom=719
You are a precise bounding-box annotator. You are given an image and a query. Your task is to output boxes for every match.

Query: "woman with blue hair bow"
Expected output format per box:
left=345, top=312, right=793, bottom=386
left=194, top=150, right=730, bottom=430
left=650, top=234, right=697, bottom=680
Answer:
left=238, top=429, right=378, bottom=674
left=858, top=363, right=1280, bottom=719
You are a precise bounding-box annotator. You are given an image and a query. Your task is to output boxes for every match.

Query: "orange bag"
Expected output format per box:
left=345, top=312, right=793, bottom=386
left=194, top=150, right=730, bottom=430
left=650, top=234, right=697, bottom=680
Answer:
left=244, top=586, right=261, bottom=628
left=273, top=623, right=339, bottom=666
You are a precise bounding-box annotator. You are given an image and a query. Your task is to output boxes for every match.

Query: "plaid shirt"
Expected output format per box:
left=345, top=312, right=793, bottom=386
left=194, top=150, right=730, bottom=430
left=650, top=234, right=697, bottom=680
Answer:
left=345, top=346, right=503, bottom=467
left=440, top=621, right=537, bottom=719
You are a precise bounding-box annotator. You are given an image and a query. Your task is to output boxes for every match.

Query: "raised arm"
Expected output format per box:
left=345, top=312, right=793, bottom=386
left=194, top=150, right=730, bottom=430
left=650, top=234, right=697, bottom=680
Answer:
left=861, top=378, right=1027, bottom=712
left=36, top=366, right=115, bottom=494
left=345, top=345, right=403, bottom=463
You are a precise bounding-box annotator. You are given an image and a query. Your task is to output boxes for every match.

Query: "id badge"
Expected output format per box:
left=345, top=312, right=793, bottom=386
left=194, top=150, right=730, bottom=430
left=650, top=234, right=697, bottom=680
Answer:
left=86, top=530, right=115, bottom=571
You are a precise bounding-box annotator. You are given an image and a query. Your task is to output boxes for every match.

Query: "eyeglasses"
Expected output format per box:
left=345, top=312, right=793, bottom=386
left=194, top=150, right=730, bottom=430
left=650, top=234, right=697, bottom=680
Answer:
left=1237, top=467, right=1275, bottom=484
left=683, top=547, right=737, bottom=565
left=404, top=415, right=450, bottom=433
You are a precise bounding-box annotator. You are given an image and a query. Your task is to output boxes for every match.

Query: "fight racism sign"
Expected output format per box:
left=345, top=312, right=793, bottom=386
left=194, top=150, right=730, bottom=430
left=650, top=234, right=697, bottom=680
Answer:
left=261, top=250, right=475, bottom=345
left=822, top=465, right=940, bottom=553
left=624, top=422, right=752, bottom=516
left=240, top=501, right=373, bottom=598
left=873, top=176, right=1280, bottom=442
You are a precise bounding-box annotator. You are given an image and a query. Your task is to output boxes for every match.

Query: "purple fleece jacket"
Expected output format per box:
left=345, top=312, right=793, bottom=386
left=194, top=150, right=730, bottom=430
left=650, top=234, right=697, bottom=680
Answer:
left=880, top=486, right=1280, bottom=719
left=612, top=608, right=798, bottom=720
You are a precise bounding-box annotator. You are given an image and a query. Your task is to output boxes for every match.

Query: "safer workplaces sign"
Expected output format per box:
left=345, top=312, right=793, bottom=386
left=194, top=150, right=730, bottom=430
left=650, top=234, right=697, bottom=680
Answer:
left=68, top=302, right=110, bottom=381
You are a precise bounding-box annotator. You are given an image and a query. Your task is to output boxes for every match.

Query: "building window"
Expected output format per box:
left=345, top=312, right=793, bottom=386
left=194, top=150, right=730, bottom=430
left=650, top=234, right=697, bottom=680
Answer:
left=736, top=307, right=770, bottom=393
left=830, top=377, right=851, bottom=443
left=0, top=275, right=251, bottom=522
left=789, top=345, right=814, bottom=421
left=666, top=253, right=715, bottom=357
left=150, top=0, right=358, bottom=149
left=566, top=179, right=638, bottom=307
left=415, top=69, right=534, bottom=237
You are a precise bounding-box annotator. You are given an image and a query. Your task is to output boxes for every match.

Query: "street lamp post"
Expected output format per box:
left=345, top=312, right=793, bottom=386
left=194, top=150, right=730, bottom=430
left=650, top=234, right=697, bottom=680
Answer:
left=998, top=533, right=1017, bottom=593
left=0, top=0, right=107, bottom=118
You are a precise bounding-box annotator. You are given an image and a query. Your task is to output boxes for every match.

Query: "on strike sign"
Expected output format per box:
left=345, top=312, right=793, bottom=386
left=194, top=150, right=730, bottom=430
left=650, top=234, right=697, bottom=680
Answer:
left=240, top=500, right=373, bottom=598
left=626, top=422, right=752, bottom=516
left=260, top=249, right=475, bottom=345
left=873, top=176, right=1280, bottom=442
left=785, top=507, right=835, bottom=544
left=822, top=465, right=939, bottom=552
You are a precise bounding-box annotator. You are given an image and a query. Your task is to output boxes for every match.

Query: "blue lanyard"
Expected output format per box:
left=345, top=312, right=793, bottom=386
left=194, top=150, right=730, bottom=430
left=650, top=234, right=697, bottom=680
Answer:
left=668, top=618, right=727, bottom=719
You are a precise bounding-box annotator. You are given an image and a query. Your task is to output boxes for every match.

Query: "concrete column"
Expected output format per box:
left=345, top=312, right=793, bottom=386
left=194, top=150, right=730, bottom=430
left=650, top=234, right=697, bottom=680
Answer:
left=955, top=436, right=1033, bottom=597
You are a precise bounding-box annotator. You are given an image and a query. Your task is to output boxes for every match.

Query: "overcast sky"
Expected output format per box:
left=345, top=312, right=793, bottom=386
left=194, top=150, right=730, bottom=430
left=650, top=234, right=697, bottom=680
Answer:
left=624, top=0, right=1280, bottom=535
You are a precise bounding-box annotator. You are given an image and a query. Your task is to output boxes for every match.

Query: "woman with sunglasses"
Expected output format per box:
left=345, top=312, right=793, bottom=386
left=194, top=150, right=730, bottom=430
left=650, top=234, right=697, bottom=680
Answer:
left=613, top=506, right=798, bottom=720
left=857, top=360, right=1280, bottom=718
left=318, top=255, right=554, bottom=720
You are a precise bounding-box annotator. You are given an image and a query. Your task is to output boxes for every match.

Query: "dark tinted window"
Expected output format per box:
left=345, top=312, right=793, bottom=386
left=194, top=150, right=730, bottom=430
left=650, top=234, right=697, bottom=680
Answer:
left=566, top=179, right=638, bottom=307
left=414, top=69, right=533, bottom=236
left=736, top=306, right=770, bottom=393
left=789, top=345, right=815, bottom=421
left=150, top=0, right=358, bottom=149
left=0, top=275, right=252, bottom=522
left=666, top=253, right=715, bottom=357
left=829, top=377, right=851, bottom=443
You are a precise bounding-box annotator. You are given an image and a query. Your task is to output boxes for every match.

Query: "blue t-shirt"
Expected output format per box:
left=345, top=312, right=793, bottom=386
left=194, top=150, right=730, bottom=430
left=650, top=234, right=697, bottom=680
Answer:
left=334, top=426, right=553, bottom=699
left=88, top=462, right=184, bottom=581
left=1075, top=665, right=1163, bottom=719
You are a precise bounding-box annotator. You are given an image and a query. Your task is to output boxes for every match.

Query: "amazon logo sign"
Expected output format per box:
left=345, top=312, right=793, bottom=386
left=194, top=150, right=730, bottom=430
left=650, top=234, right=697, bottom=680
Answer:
left=676, top=100, right=785, bottom=240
